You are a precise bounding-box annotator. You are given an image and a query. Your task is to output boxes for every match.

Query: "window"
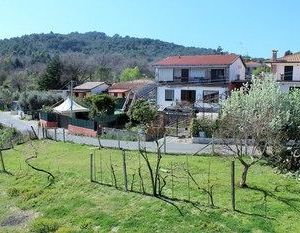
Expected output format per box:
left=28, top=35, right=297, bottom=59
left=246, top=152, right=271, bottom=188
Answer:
left=284, top=66, right=293, bottom=81
left=203, top=90, right=219, bottom=103
left=181, top=90, right=196, bottom=103
left=181, top=69, right=189, bottom=78
left=165, top=89, right=174, bottom=101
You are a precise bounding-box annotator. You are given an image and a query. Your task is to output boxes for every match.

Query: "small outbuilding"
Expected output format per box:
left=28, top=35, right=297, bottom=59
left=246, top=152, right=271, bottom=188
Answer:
left=74, top=81, right=109, bottom=98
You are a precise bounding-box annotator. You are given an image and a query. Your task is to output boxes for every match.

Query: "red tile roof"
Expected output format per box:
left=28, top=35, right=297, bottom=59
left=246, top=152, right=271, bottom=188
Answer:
left=245, top=61, right=264, bottom=67
left=279, top=52, right=300, bottom=62
left=267, top=52, right=300, bottom=63
left=154, top=54, right=240, bottom=66
left=108, top=79, right=154, bottom=92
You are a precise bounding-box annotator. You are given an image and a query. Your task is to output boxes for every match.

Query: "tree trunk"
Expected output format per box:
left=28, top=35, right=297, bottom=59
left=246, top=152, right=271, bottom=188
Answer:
left=239, top=164, right=249, bottom=188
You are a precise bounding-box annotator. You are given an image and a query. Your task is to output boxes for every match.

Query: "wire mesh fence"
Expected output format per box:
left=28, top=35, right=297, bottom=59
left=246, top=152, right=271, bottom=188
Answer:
left=89, top=148, right=236, bottom=209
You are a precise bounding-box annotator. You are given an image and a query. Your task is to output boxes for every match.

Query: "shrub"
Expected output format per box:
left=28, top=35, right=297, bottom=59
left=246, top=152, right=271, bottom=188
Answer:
left=18, top=91, right=62, bottom=112
left=190, top=118, right=218, bottom=138
left=30, top=218, right=60, bottom=233
left=84, top=94, right=116, bottom=117
left=130, top=100, right=157, bottom=126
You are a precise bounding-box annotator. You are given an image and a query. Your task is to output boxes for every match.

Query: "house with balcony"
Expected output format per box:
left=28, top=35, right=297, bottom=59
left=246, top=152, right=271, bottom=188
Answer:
left=267, top=50, right=300, bottom=92
left=154, top=54, right=246, bottom=110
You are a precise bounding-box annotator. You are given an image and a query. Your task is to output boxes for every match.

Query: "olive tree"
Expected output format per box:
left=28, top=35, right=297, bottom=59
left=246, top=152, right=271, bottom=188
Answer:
left=219, top=76, right=289, bottom=187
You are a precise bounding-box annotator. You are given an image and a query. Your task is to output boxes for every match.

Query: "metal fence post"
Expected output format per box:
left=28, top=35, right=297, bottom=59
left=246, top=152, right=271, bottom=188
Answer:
left=122, top=149, right=128, bottom=191
left=231, top=160, right=236, bottom=211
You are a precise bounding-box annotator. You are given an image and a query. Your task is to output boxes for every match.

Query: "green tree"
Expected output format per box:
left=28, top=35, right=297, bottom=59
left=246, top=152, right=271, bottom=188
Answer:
left=119, top=67, right=141, bottom=82
left=85, top=94, right=116, bottom=117
left=18, top=91, right=62, bottom=112
left=252, top=66, right=271, bottom=77
left=92, top=67, right=114, bottom=82
left=130, top=100, right=157, bottom=126
left=38, top=55, right=62, bottom=90
left=219, top=76, right=289, bottom=187
left=0, top=88, right=13, bottom=110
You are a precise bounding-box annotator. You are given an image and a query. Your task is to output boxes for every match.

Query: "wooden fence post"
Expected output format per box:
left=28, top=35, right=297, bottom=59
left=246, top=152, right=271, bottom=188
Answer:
left=63, top=128, right=66, bottom=142
left=100, top=149, right=103, bottom=183
left=163, top=134, right=167, bottom=154
left=138, top=138, right=141, bottom=151
left=176, top=115, right=179, bottom=137
left=171, top=162, right=174, bottom=199
left=211, top=135, right=215, bottom=155
left=0, top=151, right=6, bottom=172
left=186, top=155, right=190, bottom=201
left=122, top=149, right=128, bottom=191
left=31, top=126, right=38, bottom=139
left=54, top=128, right=57, bottom=141
left=118, top=133, right=121, bottom=149
left=90, top=153, right=94, bottom=182
left=231, top=160, right=236, bottom=211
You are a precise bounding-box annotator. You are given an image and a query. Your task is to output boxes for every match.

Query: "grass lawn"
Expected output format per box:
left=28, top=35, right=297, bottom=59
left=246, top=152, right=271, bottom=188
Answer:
left=0, top=140, right=300, bottom=233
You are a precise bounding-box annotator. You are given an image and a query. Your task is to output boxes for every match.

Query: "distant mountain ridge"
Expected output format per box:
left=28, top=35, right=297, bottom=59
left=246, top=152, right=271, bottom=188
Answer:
left=0, top=31, right=218, bottom=61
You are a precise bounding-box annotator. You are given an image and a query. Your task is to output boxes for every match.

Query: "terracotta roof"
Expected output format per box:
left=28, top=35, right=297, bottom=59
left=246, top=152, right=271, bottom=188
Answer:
left=245, top=61, right=264, bottom=67
left=267, top=52, right=300, bottom=63
left=108, top=79, right=154, bottom=92
left=154, top=54, right=240, bottom=66
left=108, top=89, right=128, bottom=93
left=74, top=82, right=107, bottom=91
left=280, top=52, right=300, bottom=62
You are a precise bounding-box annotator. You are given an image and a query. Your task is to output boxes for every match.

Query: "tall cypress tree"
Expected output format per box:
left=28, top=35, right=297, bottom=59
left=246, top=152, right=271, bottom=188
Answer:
left=38, top=55, right=62, bottom=90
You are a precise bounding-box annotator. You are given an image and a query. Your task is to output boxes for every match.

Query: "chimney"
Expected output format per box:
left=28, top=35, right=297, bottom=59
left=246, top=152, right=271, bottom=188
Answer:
left=272, top=49, right=278, bottom=61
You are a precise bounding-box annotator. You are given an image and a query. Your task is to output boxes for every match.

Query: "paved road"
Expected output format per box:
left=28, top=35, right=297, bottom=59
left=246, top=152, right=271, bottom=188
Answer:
left=0, top=111, right=38, bottom=133
left=0, top=111, right=234, bottom=155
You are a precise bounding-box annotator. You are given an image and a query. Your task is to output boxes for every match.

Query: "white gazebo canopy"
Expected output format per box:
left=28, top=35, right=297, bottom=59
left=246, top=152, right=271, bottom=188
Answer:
left=53, top=97, right=89, bottom=115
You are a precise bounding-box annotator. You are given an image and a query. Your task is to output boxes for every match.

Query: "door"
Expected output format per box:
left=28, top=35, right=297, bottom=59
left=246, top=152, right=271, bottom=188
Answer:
left=181, top=90, right=196, bottom=103
left=181, top=69, right=189, bottom=82
left=284, top=66, right=293, bottom=81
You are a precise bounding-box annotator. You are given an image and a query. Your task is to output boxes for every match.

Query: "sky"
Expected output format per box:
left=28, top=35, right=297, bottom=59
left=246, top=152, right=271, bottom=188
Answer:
left=0, top=0, right=299, bottom=58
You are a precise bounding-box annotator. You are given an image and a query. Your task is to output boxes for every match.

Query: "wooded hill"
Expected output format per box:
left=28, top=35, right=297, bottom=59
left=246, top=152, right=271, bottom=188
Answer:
left=0, top=31, right=219, bottom=91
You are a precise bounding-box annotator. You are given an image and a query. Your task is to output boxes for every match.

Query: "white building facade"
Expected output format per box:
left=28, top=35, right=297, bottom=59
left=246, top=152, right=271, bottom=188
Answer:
left=267, top=50, right=300, bottom=92
left=154, top=54, right=246, bottom=110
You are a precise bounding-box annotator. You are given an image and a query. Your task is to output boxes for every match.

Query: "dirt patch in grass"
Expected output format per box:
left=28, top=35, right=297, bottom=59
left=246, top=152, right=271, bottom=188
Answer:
left=0, top=208, right=39, bottom=227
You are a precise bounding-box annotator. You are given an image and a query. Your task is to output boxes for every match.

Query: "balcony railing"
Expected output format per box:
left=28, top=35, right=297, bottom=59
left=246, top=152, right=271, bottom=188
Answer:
left=159, top=76, right=229, bottom=84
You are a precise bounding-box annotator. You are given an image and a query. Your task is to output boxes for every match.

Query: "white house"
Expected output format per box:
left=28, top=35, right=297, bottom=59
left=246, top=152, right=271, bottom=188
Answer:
left=153, top=54, right=246, bottom=110
left=267, top=50, right=300, bottom=92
